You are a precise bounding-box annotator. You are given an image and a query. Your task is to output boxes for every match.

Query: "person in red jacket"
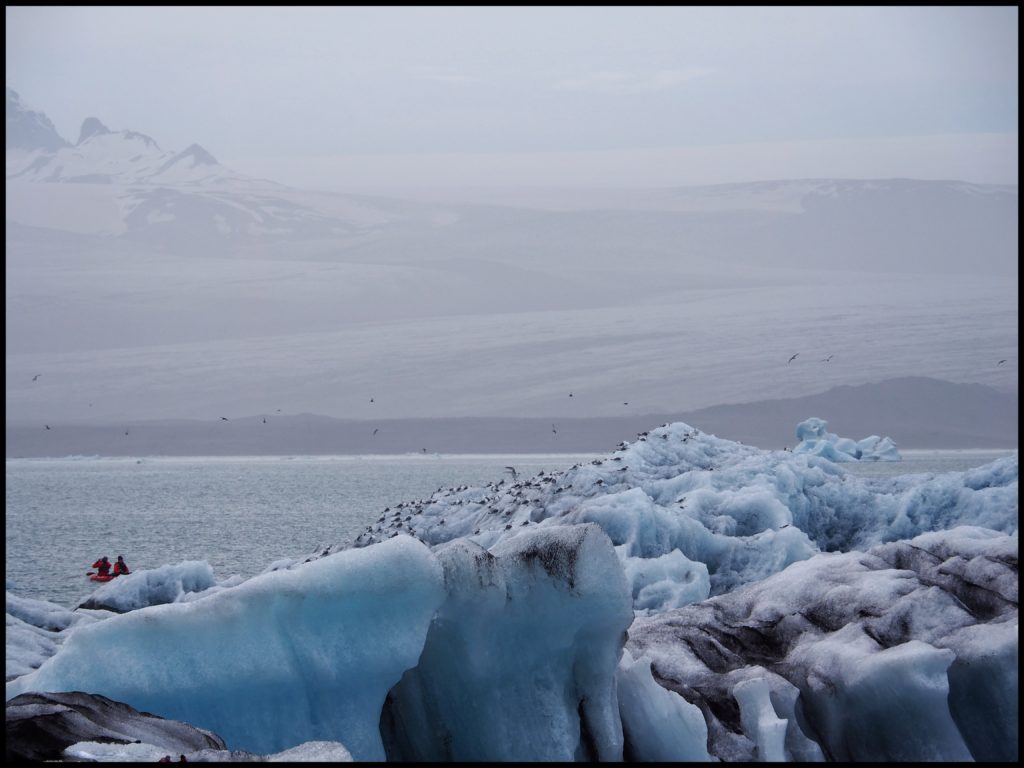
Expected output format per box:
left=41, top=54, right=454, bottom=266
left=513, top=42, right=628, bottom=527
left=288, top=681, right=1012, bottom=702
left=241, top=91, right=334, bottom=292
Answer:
left=91, top=556, right=111, bottom=577
left=112, top=555, right=130, bottom=577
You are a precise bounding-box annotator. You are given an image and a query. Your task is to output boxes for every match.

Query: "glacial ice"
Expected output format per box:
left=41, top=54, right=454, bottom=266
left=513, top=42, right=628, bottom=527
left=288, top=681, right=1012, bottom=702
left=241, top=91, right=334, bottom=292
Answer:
left=76, top=560, right=219, bottom=612
left=344, top=422, right=1015, bottom=608
left=626, top=526, right=1017, bottom=761
left=615, top=648, right=712, bottom=761
left=381, top=524, right=633, bottom=761
left=6, top=590, right=107, bottom=681
left=7, top=537, right=446, bottom=760
left=793, top=416, right=901, bottom=461
left=5, top=421, right=1018, bottom=762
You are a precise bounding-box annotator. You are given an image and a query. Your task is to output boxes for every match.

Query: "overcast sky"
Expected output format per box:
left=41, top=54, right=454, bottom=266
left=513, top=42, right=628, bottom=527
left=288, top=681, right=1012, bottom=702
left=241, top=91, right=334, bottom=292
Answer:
left=6, top=5, right=1019, bottom=188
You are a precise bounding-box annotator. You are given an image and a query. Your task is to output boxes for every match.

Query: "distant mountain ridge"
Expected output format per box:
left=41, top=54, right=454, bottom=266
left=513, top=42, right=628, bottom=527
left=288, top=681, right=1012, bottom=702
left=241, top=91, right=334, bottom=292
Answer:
left=6, top=94, right=242, bottom=187
left=4, top=87, right=413, bottom=249
left=6, top=87, right=1018, bottom=278
left=5, top=90, right=1017, bottom=431
left=6, top=378, right=1016, bottom=457
left=679, top=376, right=1018, bottom=450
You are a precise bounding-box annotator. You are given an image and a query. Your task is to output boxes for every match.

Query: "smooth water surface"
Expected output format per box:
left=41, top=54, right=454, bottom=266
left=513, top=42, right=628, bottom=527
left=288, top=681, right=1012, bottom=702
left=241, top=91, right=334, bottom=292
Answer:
left=839, top=449, right=1017, bottom=478
left=6, top=453, right=598, bottom=607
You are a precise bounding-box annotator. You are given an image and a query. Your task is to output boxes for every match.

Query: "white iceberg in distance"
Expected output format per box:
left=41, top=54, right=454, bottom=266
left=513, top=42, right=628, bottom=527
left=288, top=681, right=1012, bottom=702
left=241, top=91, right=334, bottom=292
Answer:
left=793, top=416, right=901, bottom=461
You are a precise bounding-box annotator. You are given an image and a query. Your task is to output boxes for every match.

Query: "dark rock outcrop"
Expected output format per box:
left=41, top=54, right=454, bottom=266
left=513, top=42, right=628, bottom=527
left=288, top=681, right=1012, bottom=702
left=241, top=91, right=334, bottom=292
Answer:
left=5, top=88, right=69, bottom=152
left=5, top=690, right=226, bottom=762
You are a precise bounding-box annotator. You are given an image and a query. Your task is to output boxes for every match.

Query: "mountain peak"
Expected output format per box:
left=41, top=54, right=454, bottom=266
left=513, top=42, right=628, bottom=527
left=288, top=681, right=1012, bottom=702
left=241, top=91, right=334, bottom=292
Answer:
left=179, top=143, right=218, bottom=166
left=77, top=117, right=112, bottom=145
left=6, top=87, right=70, bottom=152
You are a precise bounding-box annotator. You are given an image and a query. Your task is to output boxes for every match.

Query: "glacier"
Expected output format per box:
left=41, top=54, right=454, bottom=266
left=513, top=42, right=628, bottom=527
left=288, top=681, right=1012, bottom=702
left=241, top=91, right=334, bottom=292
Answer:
left=5, top=422, right=1018, bottom=762
left=793, top=416, right=902, bottom=462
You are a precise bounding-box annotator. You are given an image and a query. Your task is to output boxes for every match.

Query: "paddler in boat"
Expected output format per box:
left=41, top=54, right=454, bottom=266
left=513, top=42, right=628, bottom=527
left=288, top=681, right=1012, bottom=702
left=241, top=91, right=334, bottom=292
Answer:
left=113, top=555, right=131, bottom=577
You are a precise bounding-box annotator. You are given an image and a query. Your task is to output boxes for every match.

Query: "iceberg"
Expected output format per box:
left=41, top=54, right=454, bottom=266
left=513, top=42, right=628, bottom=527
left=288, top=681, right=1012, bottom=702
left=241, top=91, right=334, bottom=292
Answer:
left=76, top=560, right=220, bottom=612
left=339, top=423, right=1013, bottom=606
left=6, top=590, right=108, bottom=681
left=381, top=524, right=633, bottom=761
left=7, top=536, right=446, bottom=760
left=625, top=526, right=1017, bottom=761
left=5, top=421, right=1017, bottom=762
left=793, top=416, right=901, bottom=461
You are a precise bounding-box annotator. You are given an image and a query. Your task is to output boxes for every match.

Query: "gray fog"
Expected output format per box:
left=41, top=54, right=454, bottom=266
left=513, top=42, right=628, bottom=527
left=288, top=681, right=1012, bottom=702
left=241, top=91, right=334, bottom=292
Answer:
left=6, top=6, right=1017, bottom=188
left=4, top=7, right=1018, bottom=451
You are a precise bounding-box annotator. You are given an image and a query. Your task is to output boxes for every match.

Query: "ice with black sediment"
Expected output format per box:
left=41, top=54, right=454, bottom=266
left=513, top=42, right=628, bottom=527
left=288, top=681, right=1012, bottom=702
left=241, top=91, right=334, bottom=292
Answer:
left=340, top=422, right=1016, bottom=612
left=4, top=421, right=1017, bottom=762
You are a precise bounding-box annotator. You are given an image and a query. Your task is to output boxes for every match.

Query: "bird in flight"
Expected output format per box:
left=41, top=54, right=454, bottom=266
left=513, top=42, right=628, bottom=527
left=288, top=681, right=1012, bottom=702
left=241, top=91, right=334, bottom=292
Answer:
left=998, top=359, right=1007, bottom=365
left=821, top=354, right=834, bottom=362
left=551, top=424, right=557, bottom=434
left=569, top=392, right=573, bottom=397
left=623, top=402, right=629, bottom=406
left=262, top=417, right=267, bottom=424
left=44, top=424, right=50, bottom=430
left=370, top=398, right=374, bottom=403
left=32, top=374, right=41, bottom=382
left=373, top=428, right=379, bottom=435
left=505, top=466, right=518, bottom=480
left=788, top=354, right=799, bottom=364
left=220, top=417, right=229, bottom=421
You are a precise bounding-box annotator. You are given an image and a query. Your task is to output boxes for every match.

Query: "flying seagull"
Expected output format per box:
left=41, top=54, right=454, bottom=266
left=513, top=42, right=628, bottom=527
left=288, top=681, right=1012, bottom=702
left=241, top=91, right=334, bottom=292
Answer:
left=373, top=428, right=379, bottom=435
left=569, top=392, right=573, bottom=397
left=821, top=354, right=834, bottom=362
left=45, top=425, right=50, bottom=430
left=32, top=374, right=41, bottom=382
left=262, top=417, right=266, bottom=424
left=623, top=402, right=629, bottom=406
left=788, top=353, right=799, bottom=364
left=505, top=466, right=518, bottom=481
left=551, top=424, right=557, bottom=434
left=220, top=417, right=229, bottom=421
left=998, top=359, right=1007, bottom=365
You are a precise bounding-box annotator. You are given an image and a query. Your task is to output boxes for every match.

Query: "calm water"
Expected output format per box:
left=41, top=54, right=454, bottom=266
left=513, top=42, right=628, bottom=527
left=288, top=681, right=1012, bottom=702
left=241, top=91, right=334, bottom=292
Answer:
left=6, top=450, right=1013, bottom=609
left=838, top=449, right=1016, bottom=479
left=5, top=454, right=598, bottom=608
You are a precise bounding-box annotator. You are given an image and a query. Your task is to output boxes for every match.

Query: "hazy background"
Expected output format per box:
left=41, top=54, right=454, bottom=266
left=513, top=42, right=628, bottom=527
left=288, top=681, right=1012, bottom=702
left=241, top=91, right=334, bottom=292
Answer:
left=5, top=6, right=1018, bottom=453
left=6, top=6, right=1017, bottom=189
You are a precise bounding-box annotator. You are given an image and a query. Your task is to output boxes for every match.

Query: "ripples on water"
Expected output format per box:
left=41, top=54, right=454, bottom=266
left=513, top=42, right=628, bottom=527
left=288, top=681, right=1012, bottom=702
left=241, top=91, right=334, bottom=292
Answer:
left=6, top=454, right=597, bottom=607
left=6, top=450, right=1013, bottom=608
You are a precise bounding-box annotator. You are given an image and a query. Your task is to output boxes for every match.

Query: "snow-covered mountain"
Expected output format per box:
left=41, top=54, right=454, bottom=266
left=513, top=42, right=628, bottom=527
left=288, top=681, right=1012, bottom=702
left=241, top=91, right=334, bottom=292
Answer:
left=5, top=87, right=419, bottom=248
left=4, top=88, right=69, bottom=155
left=5, top=89, right=1018, bottom=427
left=6, top=87, right=279, bottom=189
left=7, top=108, right=245, bottom=187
